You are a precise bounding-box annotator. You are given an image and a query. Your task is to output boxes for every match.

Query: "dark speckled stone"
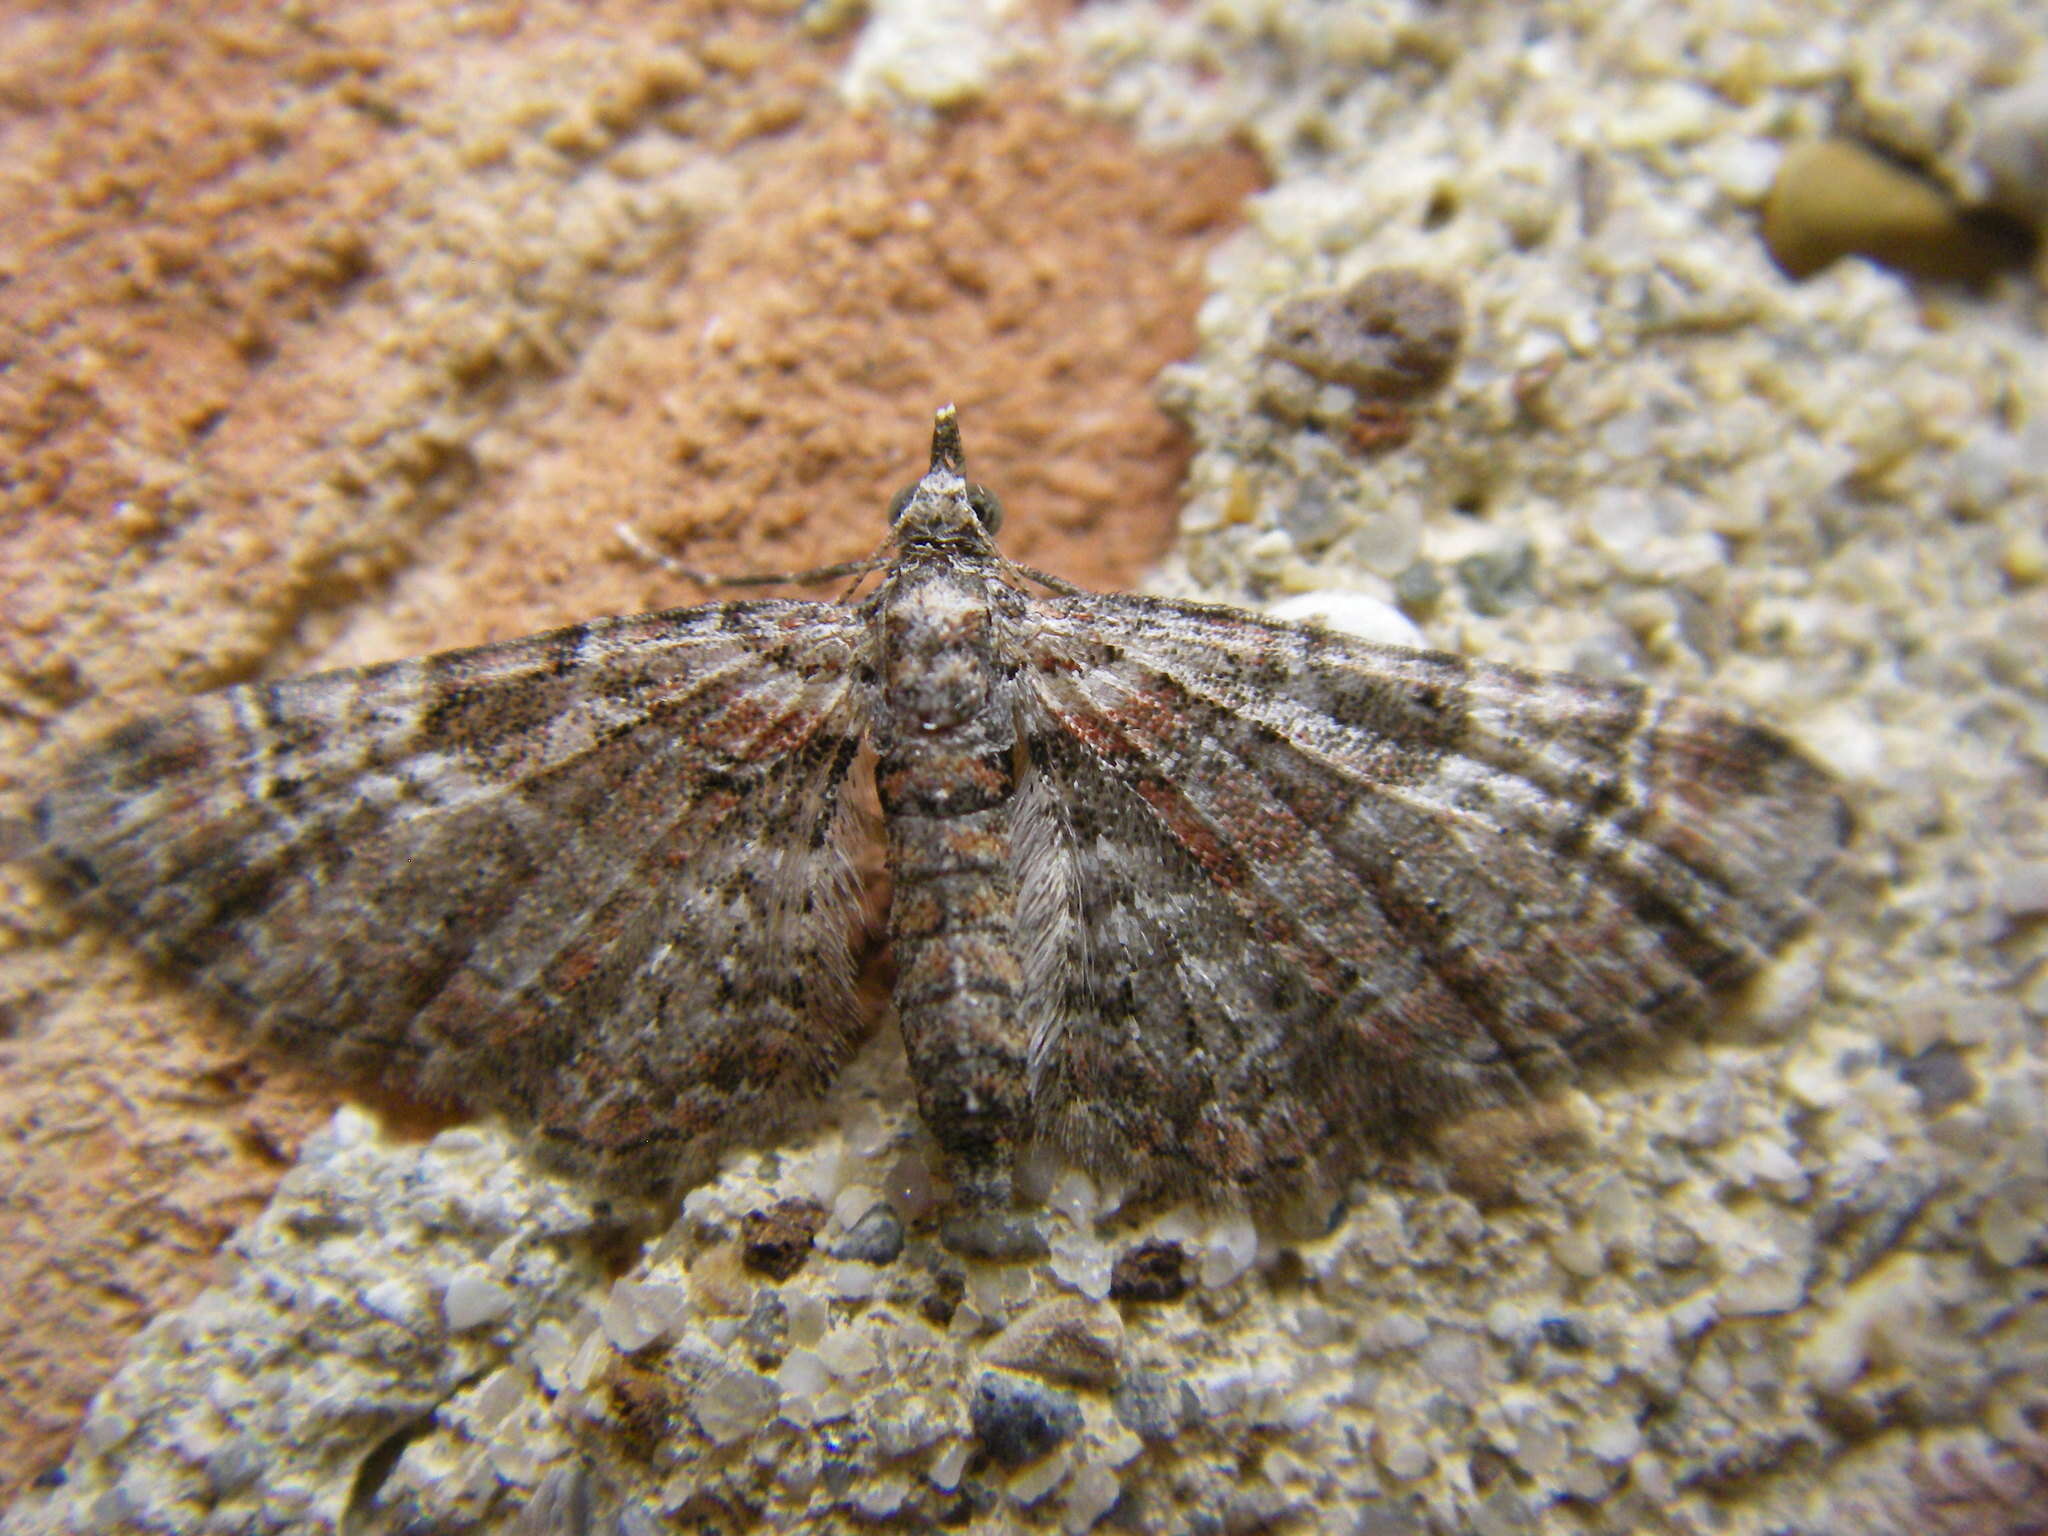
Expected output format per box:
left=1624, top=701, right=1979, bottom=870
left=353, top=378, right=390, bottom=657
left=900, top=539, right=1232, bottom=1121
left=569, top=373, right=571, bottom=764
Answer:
left=970, top=1371, right=1082, bottom=1466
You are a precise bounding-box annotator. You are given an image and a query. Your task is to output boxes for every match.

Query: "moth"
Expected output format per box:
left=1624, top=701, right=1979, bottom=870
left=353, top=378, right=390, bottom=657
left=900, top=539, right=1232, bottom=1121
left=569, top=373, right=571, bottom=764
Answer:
left=25, top=409, right=1849, bottom=1222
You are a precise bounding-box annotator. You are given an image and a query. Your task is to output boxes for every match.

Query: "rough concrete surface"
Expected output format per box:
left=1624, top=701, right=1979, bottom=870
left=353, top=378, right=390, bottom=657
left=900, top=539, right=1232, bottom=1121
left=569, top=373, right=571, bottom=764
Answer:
left=2, top=0, right=2045, bottom=1532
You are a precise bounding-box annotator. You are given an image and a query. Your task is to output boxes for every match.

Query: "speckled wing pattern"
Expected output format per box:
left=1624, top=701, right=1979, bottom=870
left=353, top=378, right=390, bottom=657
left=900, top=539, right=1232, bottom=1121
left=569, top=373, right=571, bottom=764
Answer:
left=32, top=605, right=873, bottom=1197
left=26, top=408, right=1848, bottom=1212
left=1013, top=594, right=1844, bottom=1203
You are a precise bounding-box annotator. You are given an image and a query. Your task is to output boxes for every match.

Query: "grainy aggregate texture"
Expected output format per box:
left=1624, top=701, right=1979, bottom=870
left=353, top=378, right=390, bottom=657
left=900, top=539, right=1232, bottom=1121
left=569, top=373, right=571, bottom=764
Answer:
left=5, top=0, right=2048, bottom=1532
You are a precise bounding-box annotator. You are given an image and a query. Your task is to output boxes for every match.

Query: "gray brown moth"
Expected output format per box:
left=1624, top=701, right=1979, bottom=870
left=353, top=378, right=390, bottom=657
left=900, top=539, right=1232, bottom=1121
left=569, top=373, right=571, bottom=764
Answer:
left=26, top=409, right=1850, bottom=1221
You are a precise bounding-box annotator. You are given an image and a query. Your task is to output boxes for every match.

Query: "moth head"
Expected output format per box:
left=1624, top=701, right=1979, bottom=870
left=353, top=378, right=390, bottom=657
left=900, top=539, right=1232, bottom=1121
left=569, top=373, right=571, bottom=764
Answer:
left=886, top=406, right=1004, bottom=543
left=887, top=479, right=1003, bottom=533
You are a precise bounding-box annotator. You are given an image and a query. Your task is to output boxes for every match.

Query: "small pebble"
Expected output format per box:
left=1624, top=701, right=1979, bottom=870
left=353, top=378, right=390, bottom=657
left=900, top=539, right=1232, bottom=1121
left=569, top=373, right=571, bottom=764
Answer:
left=1108, top=1239, right=1190, bottom=1303
left=1009, top=1446, right=1073, bottom=1504
left=1761, top=138, right=2029, bottom=283
left=849, top=1474, right=912, bottom=1519
left=1538, top=1316, right=1592, bottom=1352
left=1359, top=1311, right=1429, bottom=1355
left=1197, top=1214, right=1259, bottom=1289
left=742, top=1198, right=827, bottom=1280
left=1373, top=1426, right=1434, bottom=1479
left=1263, top=268, right=1466, bottom=400
left=920, top=1266, right=965, bottom=1327
left=687, top=1246, right=755, bottom=1317
left=2001, top=529, right=2048, bottom=587
left=870, top=1390, right=948, bottom=1459
left=775, top=1347, right=831, bottom=1401
left=1899, top=1042, right=1977, bottom=1115
left=826, top=1202, right=905, bottom=1265
left=691, top=1366, right=779, bottom=1446
left=820, top=1257, right=881, bottom=1300
left=600, top=1280, right=683, bottom=1352
left=943, top=1211, right=1050, bottom=1261
left=1977, top=1179, right=2048, bottom=1268
left=1065, top=1463, right=1121, bottom=1529
left=1976, top=74, right=2048, bottom=224
left=984, top=1297, right=1124, bottom=1389
left=966, top=1259, right=1036, bottom=1319
left=442, top=1269, right=517, bottom=1331
left=1550, top=1225, right=1606, bottom=1280
left=1584, top=1413, right=1644, bottom=1463
left=738, top=1291, right=789, bottom=1363
left=1718, top=1245, right=1812, bottom=1316
left=520, top=1466, right=591, bottom=1536
left=814, top=1327, right=879, bottom=1379
left=928, top=1440, right=971, bottom=1490
left=1048, top=1227, right=1114, bottom=1301
left=1045, top=1168, right=1105, bottom=1223
left=1393, top=560, right=1445, bottom=615
left=1274, top=483, right=1351, bottom=550
left=362, top=1278, right=430, bottom=1330
left=1111, top=1369, right=1196, bottom=1444
left=1454, top=539, right=1537, bottom=616
left=970, top=1371, right=1083, bottom=1467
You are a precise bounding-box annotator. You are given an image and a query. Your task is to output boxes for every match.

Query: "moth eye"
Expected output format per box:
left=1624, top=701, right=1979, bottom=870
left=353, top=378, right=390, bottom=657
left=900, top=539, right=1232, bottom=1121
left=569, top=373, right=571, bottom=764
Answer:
left=966, top=484, right=1003, bottom=532
left=887, top=485, right=916, bottom=523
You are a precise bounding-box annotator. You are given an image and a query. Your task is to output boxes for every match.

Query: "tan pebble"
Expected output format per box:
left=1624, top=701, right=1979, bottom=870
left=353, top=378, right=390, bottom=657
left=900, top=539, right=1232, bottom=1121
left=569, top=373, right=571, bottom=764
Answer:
left=1262, top=268, right=1465, bottom=401
left=1222, top=469, right=1259, bottom=526
left=1550, top=1225, right=1606, bottom=1280
left=1762, top=138, right=2025, bottom=283
left=1977, top=75, right=2048, bottom=223
left=687, top=1243, right=755, bottom=1316
left=1999, top=527, right=2048, bottom=586
left=691, top=1365, right=779, bottom=1445
left=982, top=1297, right=1125, bottom=1389
left=1978, top=1179, right=2048, bottom=1267
left=1373, top=1425, right=1434, bottom=1479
